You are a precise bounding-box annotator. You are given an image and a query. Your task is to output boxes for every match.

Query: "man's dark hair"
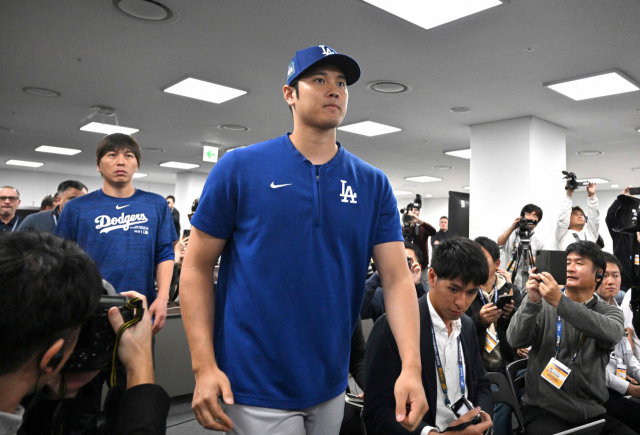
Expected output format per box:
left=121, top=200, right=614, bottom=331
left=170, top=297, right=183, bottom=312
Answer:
left=57, top=180, right=88, bottom=197
left=1, top=186, right=20, bottom=197
left=565, top=241, right=607, bottom=289
left=40, top=196, right=55, bottom=211
left=431, top=237, right=489, bottom=287
left=96, top=133, right=141, bottom=167
left=0, top=232, right=102, bottom=376
left=604, top=252, right=622, bottom=275
left=287, top=79, right=300, bottom=116
left=404, top=241, right=423, bottom=266
left=474, top=236, right=500, bottom=263
left=166, top=195, right=176, bottom=202
left=571, top=206, right=585, bottom=217
left=521, top=204, right=543, bottom=222
left=440, top=216, right=448, bottom=221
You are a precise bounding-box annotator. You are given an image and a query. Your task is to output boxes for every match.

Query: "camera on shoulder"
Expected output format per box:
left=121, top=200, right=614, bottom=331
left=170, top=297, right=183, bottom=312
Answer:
left=399, top=194, right=422, bottom=242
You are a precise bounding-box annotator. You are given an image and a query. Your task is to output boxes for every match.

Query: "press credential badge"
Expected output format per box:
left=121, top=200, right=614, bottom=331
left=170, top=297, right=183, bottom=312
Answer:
left=541, top=357, right=571, bottom=389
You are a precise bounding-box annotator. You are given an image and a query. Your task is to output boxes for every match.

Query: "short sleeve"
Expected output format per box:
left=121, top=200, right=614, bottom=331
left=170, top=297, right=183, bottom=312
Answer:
left=373, top=173, right=402, bottom=246
left=190, top=151, right=239, bottom=239
left=54, top=204, right=78, bottom=241
left=156, top=201, right=177, bottom=263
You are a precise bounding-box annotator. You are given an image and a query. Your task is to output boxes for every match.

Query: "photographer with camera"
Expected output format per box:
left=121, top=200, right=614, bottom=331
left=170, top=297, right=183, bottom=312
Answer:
left=0, top=232, right=169, bottom=435
left=496, top=204, right=546, bottom=290
left=401, top=196, right=436, bottom=286
left=507, top=241, right=635, bottom=434
left=556, top=174, right=600, bottom=250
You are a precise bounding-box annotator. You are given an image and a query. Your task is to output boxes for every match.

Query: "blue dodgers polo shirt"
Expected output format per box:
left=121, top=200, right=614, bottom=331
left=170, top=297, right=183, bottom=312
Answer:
left=191, top=134, right=403, bottom=409
left=55, top=189, right=176, bottom=306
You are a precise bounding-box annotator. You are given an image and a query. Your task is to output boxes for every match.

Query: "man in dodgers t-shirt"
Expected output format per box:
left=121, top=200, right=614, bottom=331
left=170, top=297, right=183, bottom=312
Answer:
left=180, top=45, right=428, bottom=435
left=55, top=133, right=176, bottom=334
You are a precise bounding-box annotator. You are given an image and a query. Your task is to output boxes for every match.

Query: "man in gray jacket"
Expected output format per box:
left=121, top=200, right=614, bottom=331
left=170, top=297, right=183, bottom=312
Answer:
left=17, top=180, right=87, bottom=233
left=507, top=241, right=636, bottom=434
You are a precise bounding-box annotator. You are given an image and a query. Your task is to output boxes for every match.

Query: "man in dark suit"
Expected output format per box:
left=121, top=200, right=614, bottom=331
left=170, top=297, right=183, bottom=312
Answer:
left=364, top=237, right=494, bottom=434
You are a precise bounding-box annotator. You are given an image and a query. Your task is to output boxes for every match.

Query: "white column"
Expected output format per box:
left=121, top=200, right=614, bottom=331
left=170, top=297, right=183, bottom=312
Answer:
left=174, top=172, right=209, bottom=233
left=469, top=116, right=567, bottom=249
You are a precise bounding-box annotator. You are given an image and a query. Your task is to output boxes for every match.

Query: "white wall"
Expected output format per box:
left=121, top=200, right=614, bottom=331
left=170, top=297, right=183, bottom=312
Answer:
left=0, top=168, right=175, bottom=209
left=174, top=172, right=209, bottom=233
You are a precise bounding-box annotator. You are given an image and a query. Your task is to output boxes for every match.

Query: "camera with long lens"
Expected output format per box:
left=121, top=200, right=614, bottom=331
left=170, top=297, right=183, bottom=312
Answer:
left=562, top=171, right=580, bottom=191
left=399, top=194, right=422, bottom=242
left=64, top=290, right=143, bottom=372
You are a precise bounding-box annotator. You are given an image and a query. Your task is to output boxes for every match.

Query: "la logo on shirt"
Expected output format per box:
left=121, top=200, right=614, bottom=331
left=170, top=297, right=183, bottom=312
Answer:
left=340, top=180, right=357, bottom=204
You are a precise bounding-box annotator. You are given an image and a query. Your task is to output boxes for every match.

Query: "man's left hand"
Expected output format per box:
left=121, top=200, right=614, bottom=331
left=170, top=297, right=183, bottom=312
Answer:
left=408, top=210, right=423, bottom=225
left=587, top=182, right=597, bottom=197
left=149, top=297, right=168, bottom=335
left=537, top=272, right=562, bottom=308
left=502, top=301, right=515, bottom=318
left=394, top=368, right=428, bottom=432
left=410, top=262, right=422, bottom=285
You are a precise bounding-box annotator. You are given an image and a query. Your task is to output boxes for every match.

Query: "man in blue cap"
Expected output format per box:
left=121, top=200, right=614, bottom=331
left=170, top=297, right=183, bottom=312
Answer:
left=180, top=45, right=427, bottom=435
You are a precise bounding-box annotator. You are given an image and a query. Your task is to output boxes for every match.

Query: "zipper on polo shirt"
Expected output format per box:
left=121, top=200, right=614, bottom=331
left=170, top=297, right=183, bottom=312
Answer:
left=313, top=166, right=320, bottom=227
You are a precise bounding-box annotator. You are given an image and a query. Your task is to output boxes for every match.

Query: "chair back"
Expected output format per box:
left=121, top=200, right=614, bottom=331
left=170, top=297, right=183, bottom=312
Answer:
left=487, top=371, right=526, bottom=434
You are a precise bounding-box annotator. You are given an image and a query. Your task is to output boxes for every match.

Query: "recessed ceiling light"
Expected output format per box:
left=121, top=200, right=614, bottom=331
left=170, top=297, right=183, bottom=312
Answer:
left=142, top=147, right=165, bottom=153
left=450, top=106, right=471, bottom=113
left=432, top=165, right=452, bottom=170
left=576, top=178, right=610, bottom=184
left=424, top=194, right=433, bottom=198
left=164, top=77, right=247, bottom=104
left=545, top=71, right=640, bottom=101
left=80, top=122, right=139, bottom=135
left=22, top=87, right=61, bottom=97
left=132, top=173, right=148, bottom=178
left=111, top=0, right=179, bottom=23
left=338, top=121, right=401, bottom=137
left=464, top=186, right=470, bottom=190
left=393, top=190, right=413, bottom=196
left=160, top=161, right=200, bottom=170
left=405, top=175, right=442, bottom=183
left=219, top=124, right=249, bottom=132
left=362, top=0, right=503, bottom=31
left=611, top=184, right=620, bottom=188
left=445, top=149, right=471, bottom=159
left=576, top=150, right=603, bottom=156
left=366, top=81, right=411, bottom=94
left=35, top=145, right=82, bottom=155
left=6, top=160, right=44, bottom=167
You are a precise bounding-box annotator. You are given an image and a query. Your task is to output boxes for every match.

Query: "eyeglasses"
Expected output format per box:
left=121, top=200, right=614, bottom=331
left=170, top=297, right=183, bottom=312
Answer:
left=0, top=196, right=19, bottom=202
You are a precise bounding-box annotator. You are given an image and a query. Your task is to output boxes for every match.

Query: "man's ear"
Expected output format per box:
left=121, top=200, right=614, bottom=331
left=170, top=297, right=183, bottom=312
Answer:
left=283, top=85, right=296, bottom=109
left=39, top=339, right=65, bottom=373
left=496, top=259, right=501, bottom=269
left=428, top=268, right=437, bottom=289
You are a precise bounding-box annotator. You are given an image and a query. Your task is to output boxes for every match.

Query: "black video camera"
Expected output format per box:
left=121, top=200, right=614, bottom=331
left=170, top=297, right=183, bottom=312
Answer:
left=399, top=194, right=422, bottom=241
left=562, top=171, right=580, bottom=191
left=64, top=294, right=143, bottom=372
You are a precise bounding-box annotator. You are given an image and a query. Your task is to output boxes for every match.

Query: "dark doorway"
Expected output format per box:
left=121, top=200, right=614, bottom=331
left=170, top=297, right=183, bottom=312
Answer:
left=448, top=191, right=470, bottom=238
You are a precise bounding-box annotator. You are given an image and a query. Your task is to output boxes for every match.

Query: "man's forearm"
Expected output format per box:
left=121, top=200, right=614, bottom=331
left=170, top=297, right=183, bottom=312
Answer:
left=506, top=295, right=542, bottom=348
left=155, top=259, right=174, bottom=300
left=497, top=228, right=514, bottom=247
left=382, top=276, right=422, bottom=370
left=557, top=297, right=623, bottom=346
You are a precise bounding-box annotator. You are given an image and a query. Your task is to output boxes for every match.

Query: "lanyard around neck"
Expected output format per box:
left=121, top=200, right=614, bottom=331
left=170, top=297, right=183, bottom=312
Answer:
left=431, top=322, right=465, bottom=408
left=478, top=282, right=498, bottom=306
left=555, top=316, right=587, bottom=363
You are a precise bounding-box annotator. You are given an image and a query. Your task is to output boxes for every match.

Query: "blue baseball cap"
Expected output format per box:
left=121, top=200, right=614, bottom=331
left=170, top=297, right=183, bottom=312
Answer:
left=286, top=45, right=361, bottom=86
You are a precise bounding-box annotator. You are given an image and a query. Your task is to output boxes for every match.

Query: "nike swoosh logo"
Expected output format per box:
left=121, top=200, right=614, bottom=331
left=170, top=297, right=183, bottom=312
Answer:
left=116, top=205, right=130, bottom=209
left=270, top=182, right=292, bottom=189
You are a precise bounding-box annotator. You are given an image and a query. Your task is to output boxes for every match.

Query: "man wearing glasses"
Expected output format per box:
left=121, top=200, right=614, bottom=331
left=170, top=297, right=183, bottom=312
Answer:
left=0, top=186, right=21, bottom=233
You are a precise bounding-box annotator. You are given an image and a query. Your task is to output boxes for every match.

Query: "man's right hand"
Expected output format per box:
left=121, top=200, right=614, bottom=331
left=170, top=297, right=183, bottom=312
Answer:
left=624, top=185, right=632, bottom=196
left=627, top=383, right=640, bottom=399
left=479, top=303, right=501, bottom=326
left=447, top=408, right=493, bottom=434
left=192, top=366, right=234, bottom=432
left=517, top=348, right=529, bottom=359
left=509, top=216, right=521, bottom=231
left=525, top=268, right=542, bottom=303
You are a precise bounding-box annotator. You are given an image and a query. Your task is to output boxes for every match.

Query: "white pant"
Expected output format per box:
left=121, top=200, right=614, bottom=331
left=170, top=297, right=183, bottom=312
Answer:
left=221, top=392, right=345, bottom=435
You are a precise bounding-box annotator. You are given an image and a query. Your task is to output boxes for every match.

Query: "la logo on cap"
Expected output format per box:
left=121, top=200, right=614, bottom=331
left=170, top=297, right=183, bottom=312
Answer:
left=319, top=45, right=335, bottom=56
left=287, top=61, right=295, bottom=78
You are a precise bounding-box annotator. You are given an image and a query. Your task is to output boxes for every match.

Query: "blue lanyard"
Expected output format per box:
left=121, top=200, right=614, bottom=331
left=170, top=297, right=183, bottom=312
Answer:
left=614, top=336, right=627, bottom=361
left=431, top=322, right=465, bottom=408
left=555, top=316, right=586, bottom=363
left=478, top=283, right=498, bottom=305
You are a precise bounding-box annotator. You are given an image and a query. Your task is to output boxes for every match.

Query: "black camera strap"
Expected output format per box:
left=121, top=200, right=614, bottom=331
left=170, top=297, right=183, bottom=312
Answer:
left=110, top=297, right=144, bottom=387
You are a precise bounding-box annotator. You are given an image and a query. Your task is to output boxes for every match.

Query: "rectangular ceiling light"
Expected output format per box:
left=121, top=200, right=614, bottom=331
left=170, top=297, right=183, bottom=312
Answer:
left=80, top=122, right=139, bottom=135
left=338, top=121, right=401, bottom=137
left=362, top=0, right=503, bottom=31
left=132, top=173, right=148, bottom=179
left=405, top=175, right=442, bottom=183
left=160, top=161, right=200, bottom=170
left=545, top=71, right=640, bottom=101
left=163, top=77, right=247, bottom=104
left=6, top=159, right=44, bottom=167
left=393, top=190, right=414, bottom=196
left=35, top=145, right=82, bottom=155
left=577, top=178, right=610, bottom=184
left=445, top=149, right=471, bottom=159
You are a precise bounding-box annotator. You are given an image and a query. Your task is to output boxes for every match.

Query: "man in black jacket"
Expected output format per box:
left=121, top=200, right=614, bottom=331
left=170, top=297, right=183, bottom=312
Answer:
left=363, top=237, right=493, bottom=435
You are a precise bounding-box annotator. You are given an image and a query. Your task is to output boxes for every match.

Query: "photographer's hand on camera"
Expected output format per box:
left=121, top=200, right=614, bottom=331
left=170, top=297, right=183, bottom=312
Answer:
left=525, top=268, right=543, bottom=304
left=408, top=209, right=423, bottom=226
left=587, top=182, right=596, bottom=198
left=428, top=407, right=492, bottom=434
left=479, top=303, right=501, bottom=327
left=532, top=272, right=562, bottom=308
left=497, top=216, right=522, bottom=247
left=501, top=301, right=515, bottom=319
